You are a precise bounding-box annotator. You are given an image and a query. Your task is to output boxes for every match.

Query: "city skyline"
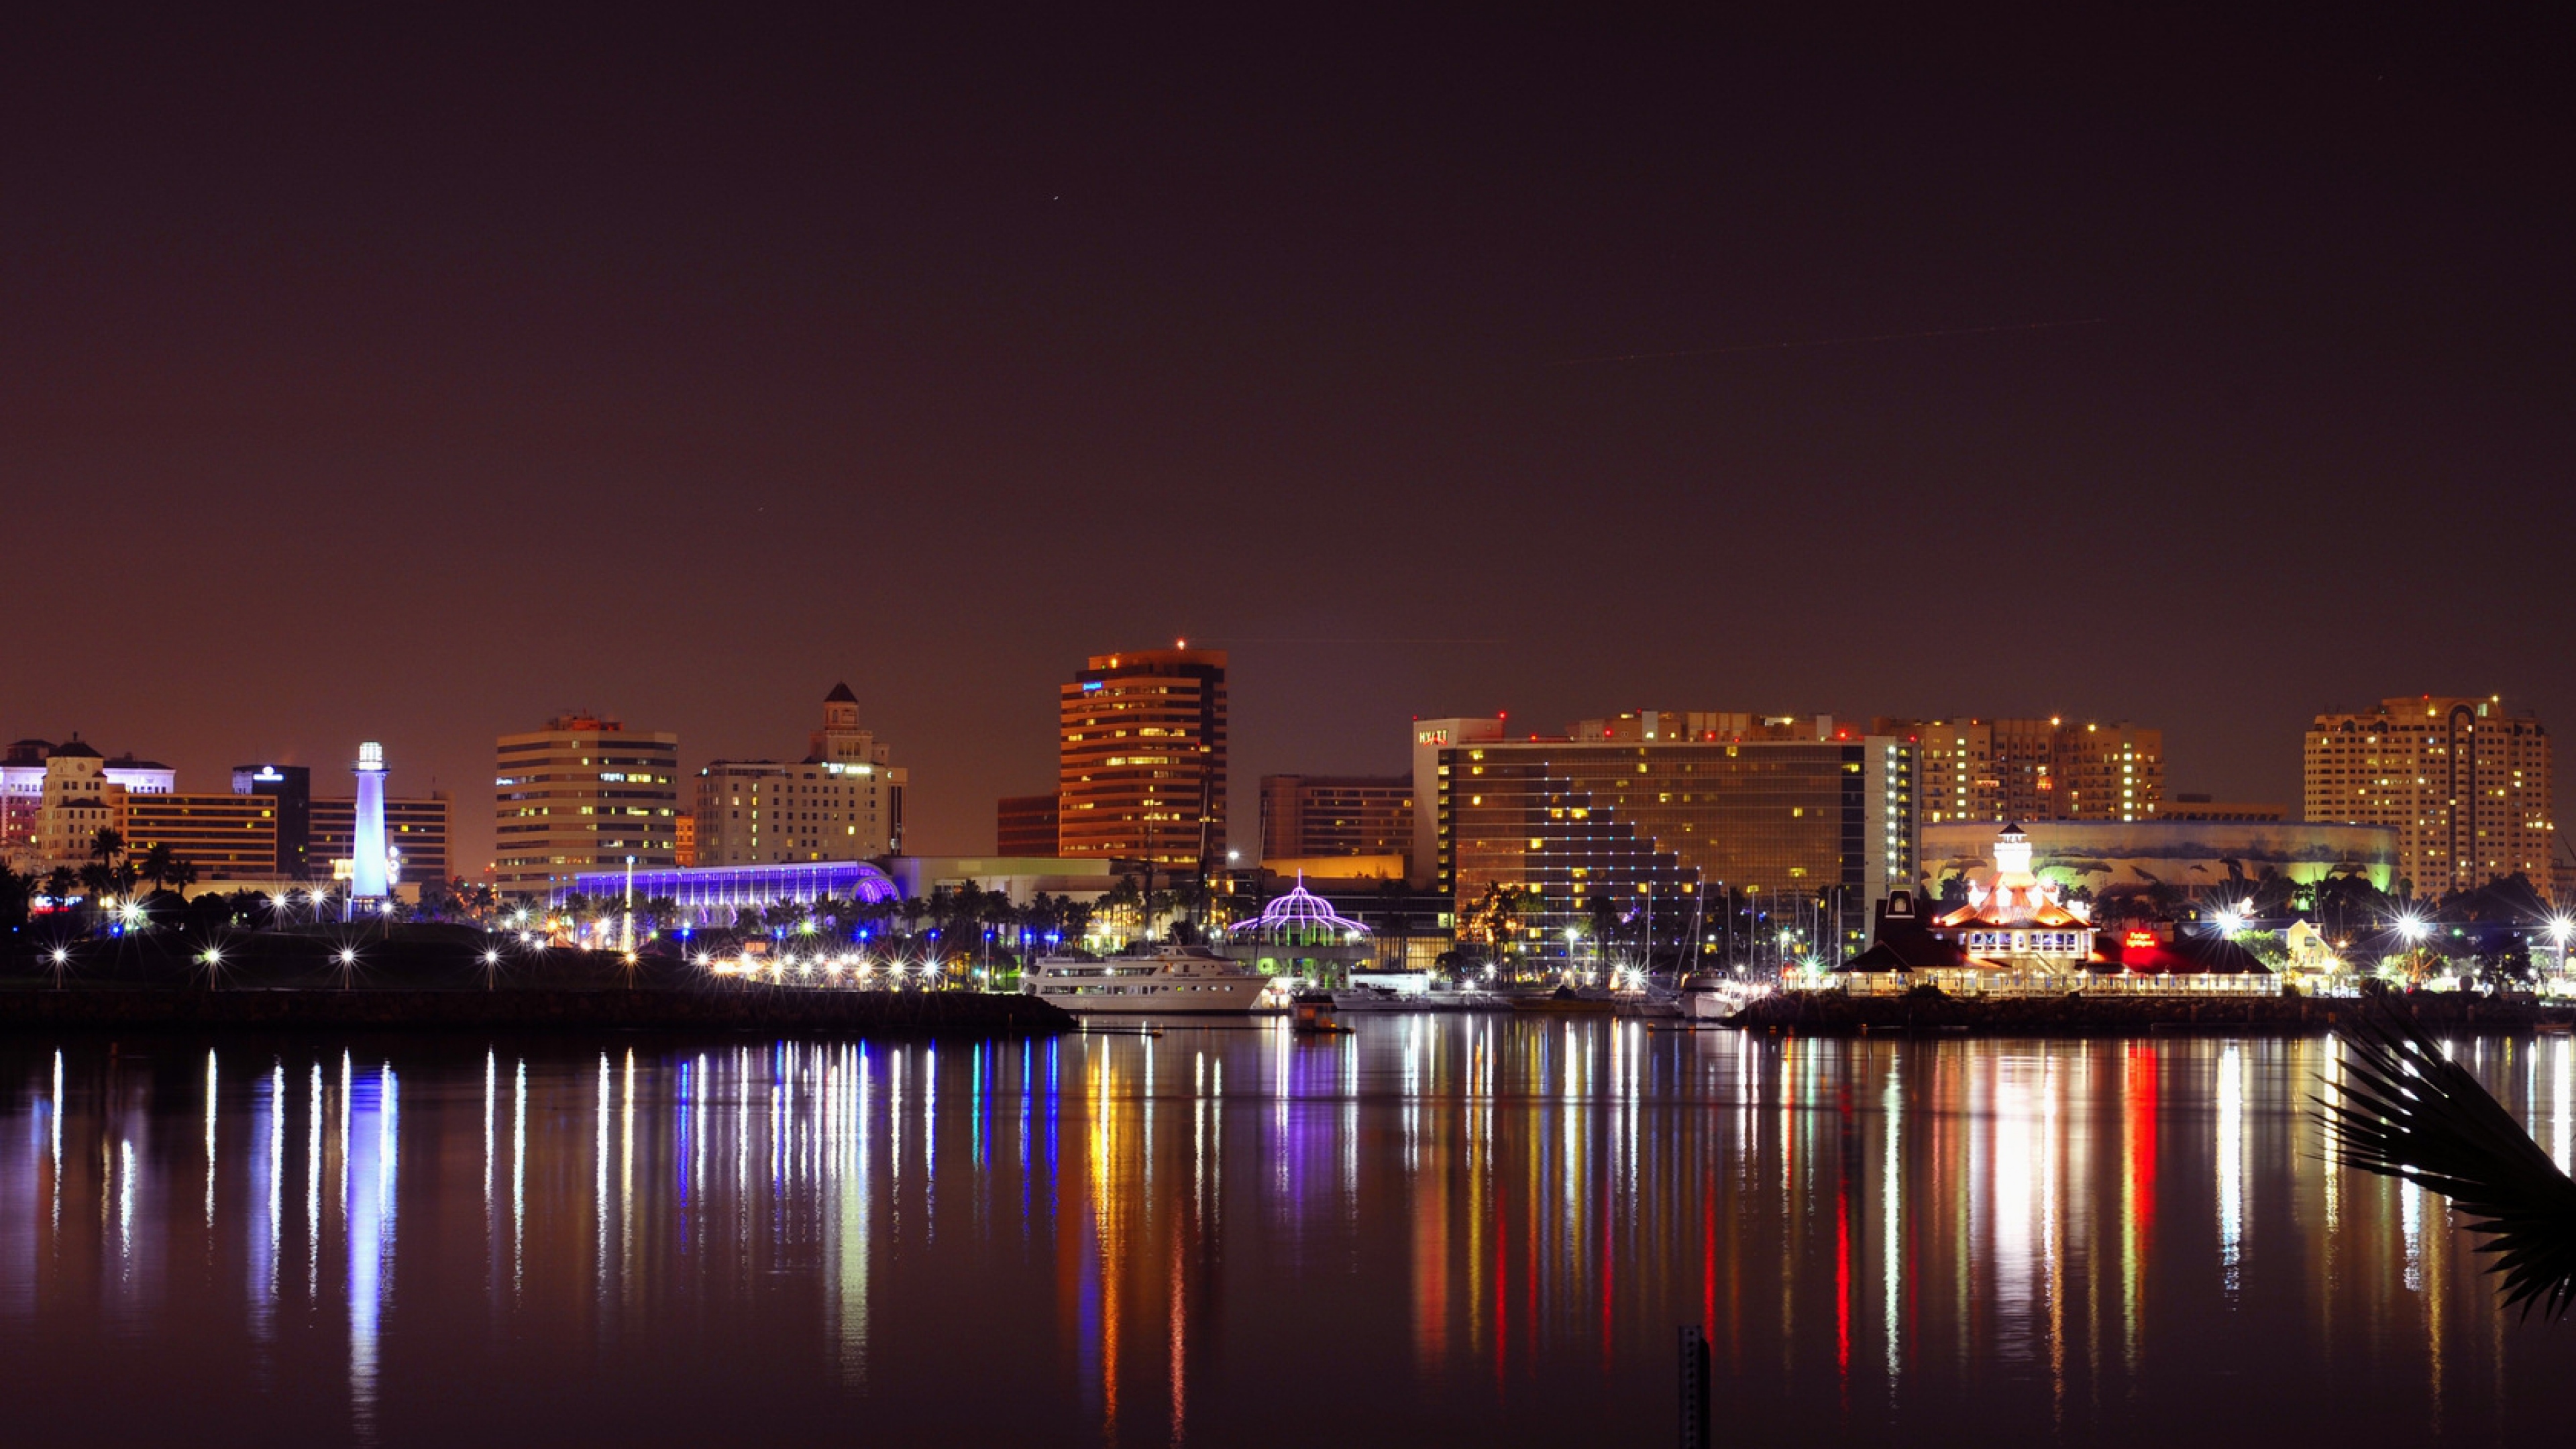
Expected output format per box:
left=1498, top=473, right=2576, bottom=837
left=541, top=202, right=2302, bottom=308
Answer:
left=2, top=680, right=2548, bottom=883
left=5, top=11, right=2576, bottom=1445
left=5, top=10, right=2571, bottom=886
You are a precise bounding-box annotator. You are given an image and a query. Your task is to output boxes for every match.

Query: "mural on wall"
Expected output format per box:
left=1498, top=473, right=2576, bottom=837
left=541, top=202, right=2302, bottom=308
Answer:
left=1920, top=821, right=2399, bottom=898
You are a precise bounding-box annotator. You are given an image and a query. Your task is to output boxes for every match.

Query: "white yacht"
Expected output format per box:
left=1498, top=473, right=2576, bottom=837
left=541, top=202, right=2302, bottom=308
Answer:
left=1022, top=945, right=1277, bottom=1015
left=1678, top=973, right=1764, bottom=1022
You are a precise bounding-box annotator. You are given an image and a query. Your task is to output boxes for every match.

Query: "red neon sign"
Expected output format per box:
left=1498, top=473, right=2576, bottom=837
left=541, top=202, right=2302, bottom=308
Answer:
left=2123, top=930, right=2157, bottom=949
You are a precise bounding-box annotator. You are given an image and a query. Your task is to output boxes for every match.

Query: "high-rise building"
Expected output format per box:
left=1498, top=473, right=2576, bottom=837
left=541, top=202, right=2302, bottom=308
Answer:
left=2304, top=695, right=2556, bottom=898
left=1258, top=775, right=1414, bottom=865
left=1413, top=715, right=1916, bottom=956
left=493, top=714, right=680, bottom=898
left=1872, top=716, right=2163, bottom=824
left=997, top=794, right=1061, bottom=855
left=2051, top=720, right=2163, bottom=822
left=232, top=764, right=313, bottom=878
left=1057, top=647, right=1228, bottom=868
left=693, top=684, right=906, bottom=867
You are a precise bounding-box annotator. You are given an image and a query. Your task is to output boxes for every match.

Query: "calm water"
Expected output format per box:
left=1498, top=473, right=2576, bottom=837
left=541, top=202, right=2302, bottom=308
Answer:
left=3, top=1020, right=2573, bottom=1446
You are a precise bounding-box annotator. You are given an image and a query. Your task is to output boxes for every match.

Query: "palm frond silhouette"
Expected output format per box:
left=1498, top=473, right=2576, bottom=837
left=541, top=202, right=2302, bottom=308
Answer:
left=2322, top=1005, right=2576, bottom=1321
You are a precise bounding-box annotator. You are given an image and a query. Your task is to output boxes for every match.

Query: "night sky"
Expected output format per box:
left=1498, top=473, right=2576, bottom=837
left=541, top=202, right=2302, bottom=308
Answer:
left=5, top=7, right=2571, bottom=872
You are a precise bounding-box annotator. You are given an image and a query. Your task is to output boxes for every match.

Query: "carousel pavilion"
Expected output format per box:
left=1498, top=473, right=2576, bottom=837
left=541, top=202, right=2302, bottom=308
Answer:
left=1216, top=874, right=1379, bottom=985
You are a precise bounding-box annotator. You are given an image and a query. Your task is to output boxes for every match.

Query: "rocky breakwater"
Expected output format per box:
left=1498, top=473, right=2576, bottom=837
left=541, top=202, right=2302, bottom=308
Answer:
left=1731, top=985, right=2561, bottom=1036
left=0, top=927, right=1071, bottom=1037
left=0, top=985, right=1073, bottom=1035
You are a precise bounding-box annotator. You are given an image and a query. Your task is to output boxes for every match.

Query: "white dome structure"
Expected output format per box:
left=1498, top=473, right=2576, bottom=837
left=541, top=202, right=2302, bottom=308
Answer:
left=1228, top=874, right=1371, bottom=945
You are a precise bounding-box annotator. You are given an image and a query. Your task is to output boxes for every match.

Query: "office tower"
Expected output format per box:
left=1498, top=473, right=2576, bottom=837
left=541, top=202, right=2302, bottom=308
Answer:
left=997, top=794, right=1061, bottom=855
left=2304, top=695, right=2556, bottom=897
left=1258, top=775, right=1415, bottom=866
left=1057, top=647, right=1228, bottom=867
left=694, top=684, right=906, bottom=867
left=493, top=713, right=680, bottom=898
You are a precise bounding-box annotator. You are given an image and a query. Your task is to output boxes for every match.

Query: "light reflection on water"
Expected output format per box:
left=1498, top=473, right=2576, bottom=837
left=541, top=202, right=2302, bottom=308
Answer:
left=1, top=1024, right=2573, bottom=1446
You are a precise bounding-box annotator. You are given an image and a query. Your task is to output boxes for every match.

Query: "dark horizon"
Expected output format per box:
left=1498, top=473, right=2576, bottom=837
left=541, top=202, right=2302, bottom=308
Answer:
left=5, top=7, right=2571, bottom=873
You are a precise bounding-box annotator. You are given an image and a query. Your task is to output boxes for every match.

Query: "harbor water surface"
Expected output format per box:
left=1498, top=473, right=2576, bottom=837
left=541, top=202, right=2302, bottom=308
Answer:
left=3, top=1019, right=2573, bottom=1446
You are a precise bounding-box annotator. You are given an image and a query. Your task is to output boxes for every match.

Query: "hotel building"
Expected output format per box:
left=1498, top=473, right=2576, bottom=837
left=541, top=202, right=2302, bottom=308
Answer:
left=2304, top=695, right=2557, bottom=897
left=694, top=684, right=906, bottom=867
left=1411, top=714, right=1916, bottom=951
left=231, top=765, right=313, bottom=878
left=121, top=793, right=284, bottom=879
left=493, top=714, right=681, bottom=899
left=1057, top=647, right=1227, bottom=869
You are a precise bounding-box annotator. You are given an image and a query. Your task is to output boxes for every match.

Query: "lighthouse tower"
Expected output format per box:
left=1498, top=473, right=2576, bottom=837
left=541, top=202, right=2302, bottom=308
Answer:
left=348, top=741, right=390, bottom=918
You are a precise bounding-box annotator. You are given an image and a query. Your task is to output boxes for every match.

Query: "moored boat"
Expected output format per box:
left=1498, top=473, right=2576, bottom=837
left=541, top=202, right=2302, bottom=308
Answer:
left=1021, top=945, right=1275, bottom=1015
left=1510, top=985, right=1615, bottom=1015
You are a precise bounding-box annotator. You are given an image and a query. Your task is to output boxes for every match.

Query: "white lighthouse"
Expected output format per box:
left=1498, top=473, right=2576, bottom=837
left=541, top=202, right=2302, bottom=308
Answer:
left=349, top=741, right=390, bottom=918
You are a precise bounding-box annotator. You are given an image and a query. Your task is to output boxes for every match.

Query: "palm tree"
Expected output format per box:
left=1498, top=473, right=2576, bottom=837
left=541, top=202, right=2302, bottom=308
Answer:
left=640, top=896, right=680, bottom=937
left=42, top=867, right=77, bottom=906
left=138, top=842, right=179, bottom=894
left=0, top=864, right=32, bottom=930
left=2324, top=1004, right=2576, bottom=1320
left=1464, top=882, right=1527, bottom=968
left=762, top=898, right=809, bottom=935
left=76, top=862, right=113, bottom=917
left=89, top=828, right=127, bottom=908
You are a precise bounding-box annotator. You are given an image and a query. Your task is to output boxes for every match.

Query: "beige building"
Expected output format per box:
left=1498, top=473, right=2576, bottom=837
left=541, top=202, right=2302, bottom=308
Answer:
left=5, top=737, right=176, bottom=871
left=493, top=714, right=680, bottom=899
left=1058, top=647, right=1228, bottom=867
left=694, top=684, right=906, bottom=867
left=27, top=741, right=125, bottom=873
left=2304, top=695, right=2556, bottom=898
left=1874, top=716, right=2163, bottom=824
